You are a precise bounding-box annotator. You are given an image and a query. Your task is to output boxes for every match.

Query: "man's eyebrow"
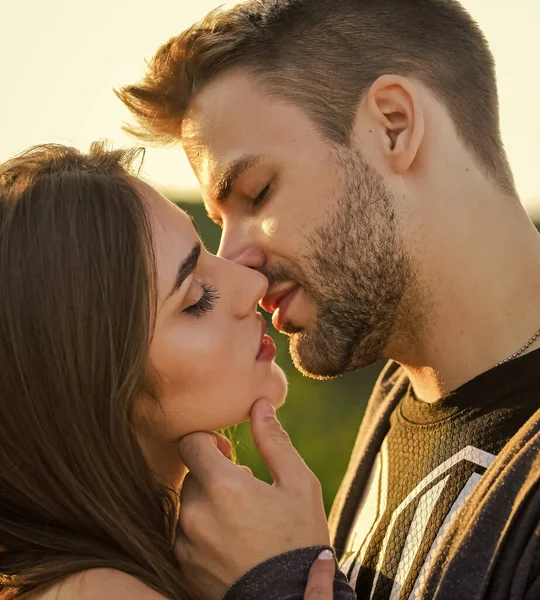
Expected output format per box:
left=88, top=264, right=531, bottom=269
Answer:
left=166, top=243, right=201, bottom=301
left=213, top=155, right=264, bottom=205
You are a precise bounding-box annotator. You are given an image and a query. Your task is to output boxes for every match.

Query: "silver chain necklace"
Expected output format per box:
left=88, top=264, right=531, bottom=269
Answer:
left=495, top=327, right=540, bottom=367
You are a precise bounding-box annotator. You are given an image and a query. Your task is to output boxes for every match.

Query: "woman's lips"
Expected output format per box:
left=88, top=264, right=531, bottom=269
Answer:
left=255, top=312, right=276, bottom=361
left=256, top=334, right=277, bottom=361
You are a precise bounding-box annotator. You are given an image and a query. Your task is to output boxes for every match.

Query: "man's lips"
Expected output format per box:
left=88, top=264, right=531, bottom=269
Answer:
left=260, top=284, right=300, bottom=314
left=260, top=285, right=301, bottom=331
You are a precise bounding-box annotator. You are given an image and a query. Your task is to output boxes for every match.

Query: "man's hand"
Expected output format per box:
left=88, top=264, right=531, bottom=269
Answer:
left=305, top=550, right=335, bottom=600
left=175, top=399, right=330, bottom=600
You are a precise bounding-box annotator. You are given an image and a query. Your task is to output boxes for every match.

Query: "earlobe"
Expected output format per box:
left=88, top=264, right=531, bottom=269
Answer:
left=366, top=75, right=425, bottom=174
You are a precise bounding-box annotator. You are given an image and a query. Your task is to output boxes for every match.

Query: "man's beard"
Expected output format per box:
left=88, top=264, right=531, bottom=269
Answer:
left=267, top=149, right=412, bottom=379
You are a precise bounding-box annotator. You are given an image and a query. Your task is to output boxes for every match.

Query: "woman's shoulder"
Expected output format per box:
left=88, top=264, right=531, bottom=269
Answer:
left=35, top=569, right=169, bottom=600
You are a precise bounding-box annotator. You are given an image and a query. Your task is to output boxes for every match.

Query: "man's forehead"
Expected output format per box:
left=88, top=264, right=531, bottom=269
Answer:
left=181, top=109, right=217, bottom=193
left=182, top=104, right=252, bottom=195
left=182, top=70, right=256, bottom=137
left=182, top=109, right=209, bottom=159
left=181, top=70, right=276, bottom=151
left=180, top=70, right=314, bottom=194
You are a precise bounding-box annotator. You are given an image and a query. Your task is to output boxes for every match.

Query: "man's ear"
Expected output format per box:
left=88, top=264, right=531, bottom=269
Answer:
left=363, top=75, right=425, bottom=174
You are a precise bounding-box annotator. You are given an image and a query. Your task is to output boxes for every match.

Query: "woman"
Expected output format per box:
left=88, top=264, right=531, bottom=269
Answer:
left=0, top=143, right=344, bottom=599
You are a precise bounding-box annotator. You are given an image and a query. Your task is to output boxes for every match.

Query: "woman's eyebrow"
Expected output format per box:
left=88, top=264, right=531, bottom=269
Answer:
left=166, top=243, right=201, bottom=300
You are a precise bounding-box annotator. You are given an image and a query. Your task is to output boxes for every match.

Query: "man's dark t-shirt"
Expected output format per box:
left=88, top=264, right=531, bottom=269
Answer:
left=340, top=356, right=539, bottom=599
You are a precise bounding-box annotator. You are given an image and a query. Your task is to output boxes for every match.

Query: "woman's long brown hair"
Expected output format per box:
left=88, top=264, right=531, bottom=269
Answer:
left=0, top=143, right=188, bottom=599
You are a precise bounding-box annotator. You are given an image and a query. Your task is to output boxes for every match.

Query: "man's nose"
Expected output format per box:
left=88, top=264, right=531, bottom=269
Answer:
left=218, top=226, right=266, bottom=269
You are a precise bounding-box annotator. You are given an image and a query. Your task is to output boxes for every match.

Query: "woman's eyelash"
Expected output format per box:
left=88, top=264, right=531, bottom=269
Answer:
left=184, top=284, right=219, bottom=317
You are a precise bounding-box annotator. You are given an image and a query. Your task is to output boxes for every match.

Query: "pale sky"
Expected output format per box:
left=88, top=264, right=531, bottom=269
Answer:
left=1, top=1, right=539, bottom=211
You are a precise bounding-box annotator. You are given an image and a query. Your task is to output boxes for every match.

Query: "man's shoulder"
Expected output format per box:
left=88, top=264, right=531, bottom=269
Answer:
left=420, top=409, right=540, bottom=599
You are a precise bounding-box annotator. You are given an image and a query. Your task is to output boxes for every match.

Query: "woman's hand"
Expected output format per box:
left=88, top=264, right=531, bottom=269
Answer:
left=305, top=550, right=335, bottom=600
left=175, top=399, right=330, bottom=600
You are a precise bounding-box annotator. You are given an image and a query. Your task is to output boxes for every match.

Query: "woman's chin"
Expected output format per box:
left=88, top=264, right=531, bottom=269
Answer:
left=200, top=365, right=288, bottom=433
left=267, top=362, right=288, bottom=410
left=230, top=368, right=288, bottom=429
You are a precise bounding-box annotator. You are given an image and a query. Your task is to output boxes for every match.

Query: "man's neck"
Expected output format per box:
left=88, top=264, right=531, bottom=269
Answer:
left=390, top=184, right=540, bottom=404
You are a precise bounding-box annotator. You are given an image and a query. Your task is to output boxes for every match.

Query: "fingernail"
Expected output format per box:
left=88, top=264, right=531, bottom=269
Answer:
left=317, top=550, right=333, bottom=561
left=210, top=433, right=218, bottom=447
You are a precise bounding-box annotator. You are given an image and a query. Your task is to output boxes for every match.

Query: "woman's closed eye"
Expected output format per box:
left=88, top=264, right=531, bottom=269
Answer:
left=183, top=283, right=219, bottom=317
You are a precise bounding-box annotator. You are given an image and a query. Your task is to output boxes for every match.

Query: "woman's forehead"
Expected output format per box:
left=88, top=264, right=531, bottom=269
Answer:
left=137, top=180, right=198, bottom=244
left=136, top=180, right=201, bottom=300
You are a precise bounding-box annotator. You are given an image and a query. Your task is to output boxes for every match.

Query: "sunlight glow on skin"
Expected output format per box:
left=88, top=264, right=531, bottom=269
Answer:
left=262, top=218, right=279, bottom=237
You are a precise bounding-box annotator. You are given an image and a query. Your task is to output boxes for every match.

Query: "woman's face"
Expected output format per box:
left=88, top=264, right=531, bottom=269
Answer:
left=139, top=182, right=287, bottom=450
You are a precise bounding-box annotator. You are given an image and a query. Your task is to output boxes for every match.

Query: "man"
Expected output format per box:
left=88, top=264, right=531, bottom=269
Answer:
left=118, top=1, right=540, bottom=598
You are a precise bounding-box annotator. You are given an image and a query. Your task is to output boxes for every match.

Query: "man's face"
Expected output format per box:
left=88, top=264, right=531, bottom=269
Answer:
left=182, top=71, right=412, bottom=378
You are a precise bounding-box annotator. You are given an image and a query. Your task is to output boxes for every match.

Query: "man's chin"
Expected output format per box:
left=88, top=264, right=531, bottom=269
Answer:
left=288, top=333, right=345, bottom=380
left=289, top=329, right=381, bottom=378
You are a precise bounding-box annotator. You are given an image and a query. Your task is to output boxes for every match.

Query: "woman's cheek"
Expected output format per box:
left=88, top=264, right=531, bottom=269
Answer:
left=152, top=321, right=255, bottom=433
left=159, top=371, right=252, bottom=437
left=185, top=319, right=229, bottom=354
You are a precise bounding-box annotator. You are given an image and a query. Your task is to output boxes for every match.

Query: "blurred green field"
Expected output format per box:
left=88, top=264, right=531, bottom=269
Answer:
left=176, top=199, right=383, bottom=513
